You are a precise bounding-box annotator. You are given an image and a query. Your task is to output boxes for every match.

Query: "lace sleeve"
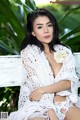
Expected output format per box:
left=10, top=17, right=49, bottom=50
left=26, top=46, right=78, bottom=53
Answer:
left=65, top=49, right=79, bottom=103
left=58, top=47, right=79, bottom=103
left=21, top=47, right=42, bottom=90
left=18, top=47, right=41, bottom=109
left=65, top=49, right=78, bottom=82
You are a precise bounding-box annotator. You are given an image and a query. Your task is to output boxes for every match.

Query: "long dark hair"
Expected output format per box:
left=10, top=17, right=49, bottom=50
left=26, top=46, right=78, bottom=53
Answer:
left=21, top=8, right=62, bottom=51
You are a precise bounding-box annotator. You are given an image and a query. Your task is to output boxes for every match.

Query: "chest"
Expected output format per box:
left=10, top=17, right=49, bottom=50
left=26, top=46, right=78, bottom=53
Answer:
left=44, top=53, right=62, bottom=78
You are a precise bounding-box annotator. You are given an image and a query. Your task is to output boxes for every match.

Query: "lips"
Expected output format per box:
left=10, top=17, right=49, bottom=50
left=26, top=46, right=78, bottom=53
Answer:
left=44, top=35, right=50, bottom=39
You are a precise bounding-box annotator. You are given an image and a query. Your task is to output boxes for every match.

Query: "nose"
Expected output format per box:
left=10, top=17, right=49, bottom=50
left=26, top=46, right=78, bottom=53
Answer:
left=43, top=26, right=49, bottom=33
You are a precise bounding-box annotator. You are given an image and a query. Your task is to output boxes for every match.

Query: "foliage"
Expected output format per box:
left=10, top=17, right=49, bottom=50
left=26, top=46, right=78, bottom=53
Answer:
left=0, top=87, right=20, bottom=113
left=0, top=0, right=36, bottom=55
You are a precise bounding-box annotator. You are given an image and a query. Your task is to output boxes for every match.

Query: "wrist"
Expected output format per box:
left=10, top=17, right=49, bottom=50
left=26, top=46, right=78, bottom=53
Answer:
left=40, top=87, right=46, bottom=94
left=38, top=87, right=45, bottom=94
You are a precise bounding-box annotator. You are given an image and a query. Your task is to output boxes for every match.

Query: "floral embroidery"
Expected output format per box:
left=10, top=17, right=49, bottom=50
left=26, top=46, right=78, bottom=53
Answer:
left=60, top=108, right=67, bottom=113
left=54, top=50, right=68, bottom=63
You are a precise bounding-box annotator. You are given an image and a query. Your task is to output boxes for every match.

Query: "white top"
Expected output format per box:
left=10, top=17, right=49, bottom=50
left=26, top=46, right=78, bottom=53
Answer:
left=8, top=44, right=79, bottom=120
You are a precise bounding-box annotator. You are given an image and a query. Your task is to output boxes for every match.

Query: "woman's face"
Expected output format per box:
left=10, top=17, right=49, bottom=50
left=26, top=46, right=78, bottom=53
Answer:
left=32, top=16, right=54, bottom=45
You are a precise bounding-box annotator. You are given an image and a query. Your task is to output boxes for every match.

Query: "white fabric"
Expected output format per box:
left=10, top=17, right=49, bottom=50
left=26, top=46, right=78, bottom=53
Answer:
left=8, top=44, right=79, bottom=120
left=55, top=96, right=72, bottom=120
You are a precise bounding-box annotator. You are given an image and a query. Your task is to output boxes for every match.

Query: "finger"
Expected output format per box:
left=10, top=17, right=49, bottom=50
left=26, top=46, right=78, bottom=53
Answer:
left=29, top=97, right=33, bottom=101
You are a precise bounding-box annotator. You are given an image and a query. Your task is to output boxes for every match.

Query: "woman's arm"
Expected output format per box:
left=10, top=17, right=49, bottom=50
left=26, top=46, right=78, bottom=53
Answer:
left=41, top=80, right=71, bottom=94
left=29, top=80, right=71, bottom=101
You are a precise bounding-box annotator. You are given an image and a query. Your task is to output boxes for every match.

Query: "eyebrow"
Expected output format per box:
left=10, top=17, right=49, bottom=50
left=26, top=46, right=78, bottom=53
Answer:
left=36, top=21, right=52, bottom=26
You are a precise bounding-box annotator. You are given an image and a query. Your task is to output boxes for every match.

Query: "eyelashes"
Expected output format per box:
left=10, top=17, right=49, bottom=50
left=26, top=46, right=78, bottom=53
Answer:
left=48, top=24, right=53, bottom=27
left=37, top=24, right=53, bottom=29
left=37, top=26, right=42, bottom=29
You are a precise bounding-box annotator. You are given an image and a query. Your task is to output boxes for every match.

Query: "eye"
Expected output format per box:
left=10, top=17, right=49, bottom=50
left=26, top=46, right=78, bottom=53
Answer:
left=37, top=26, right=42, bottom=29
left=48, top=24, right=53, bottom=27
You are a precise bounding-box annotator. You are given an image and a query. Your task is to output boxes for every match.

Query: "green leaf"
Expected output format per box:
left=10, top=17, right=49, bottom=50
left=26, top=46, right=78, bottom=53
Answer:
left=25, top=0, right=36, bottom=10
left=60, top=26, right=80, bottom=41
left=0, top=40, right=19, bottom=54
left=0, top=0, right=25, bottom=42
left=65, top=35, right=80, bottom=45
left=58, top=6, right=80, bottom=25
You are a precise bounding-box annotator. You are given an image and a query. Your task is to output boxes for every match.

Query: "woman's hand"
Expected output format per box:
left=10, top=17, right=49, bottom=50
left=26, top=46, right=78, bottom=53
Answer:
left=29, top=88, right=44, bottom=101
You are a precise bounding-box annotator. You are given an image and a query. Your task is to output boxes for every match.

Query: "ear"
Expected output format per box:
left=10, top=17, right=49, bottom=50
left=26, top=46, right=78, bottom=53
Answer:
left=32, top=31, right=36, bottom=37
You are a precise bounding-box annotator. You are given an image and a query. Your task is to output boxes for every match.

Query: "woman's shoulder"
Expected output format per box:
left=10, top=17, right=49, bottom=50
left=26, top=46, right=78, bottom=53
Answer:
left=54, top=44, right=72, bottom=53
left=21, top=44, right=41, bottom=57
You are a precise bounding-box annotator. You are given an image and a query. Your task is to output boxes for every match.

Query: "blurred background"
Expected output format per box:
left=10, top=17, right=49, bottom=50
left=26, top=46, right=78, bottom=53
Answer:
left=0, top=0, right=80, bottom=113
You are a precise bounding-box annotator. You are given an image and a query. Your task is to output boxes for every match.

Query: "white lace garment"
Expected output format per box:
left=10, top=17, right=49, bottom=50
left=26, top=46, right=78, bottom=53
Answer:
left=8, top=44, right=79, bottom=120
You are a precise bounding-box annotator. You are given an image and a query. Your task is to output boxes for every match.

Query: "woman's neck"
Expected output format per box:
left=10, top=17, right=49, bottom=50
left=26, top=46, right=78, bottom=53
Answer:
left=44, top=44, right=52, bottom=54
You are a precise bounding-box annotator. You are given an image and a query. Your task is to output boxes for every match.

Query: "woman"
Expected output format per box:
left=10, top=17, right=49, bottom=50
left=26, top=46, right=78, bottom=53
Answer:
left=8, top=8, right=80, bottom=120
